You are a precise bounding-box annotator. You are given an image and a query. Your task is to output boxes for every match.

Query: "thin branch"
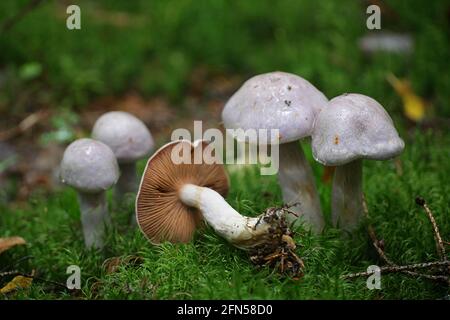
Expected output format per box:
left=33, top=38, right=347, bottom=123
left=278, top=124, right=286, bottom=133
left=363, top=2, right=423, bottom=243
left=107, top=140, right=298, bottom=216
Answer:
left=0, top=110, right=48, bottom=141
left=346, top=195, right=450, bottom=284
left=343, top=270, right=449, bottom=281
left=415, top=197, right=447, bottom=261
left=342, top=261, right=450, bottom=279
left=368, top=225, right=445, bottom=281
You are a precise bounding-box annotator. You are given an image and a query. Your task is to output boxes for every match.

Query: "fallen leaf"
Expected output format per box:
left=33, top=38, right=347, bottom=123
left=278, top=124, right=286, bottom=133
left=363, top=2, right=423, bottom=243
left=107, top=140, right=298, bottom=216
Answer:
left=0, top=271, right=34, bottom=294
left=103, top=257, right=122, bottom=274
left=0, top=237, right=26, bottom=254
left=102, top=255, right=143, bottom=274
left=387, top=73, right=427, bottom=122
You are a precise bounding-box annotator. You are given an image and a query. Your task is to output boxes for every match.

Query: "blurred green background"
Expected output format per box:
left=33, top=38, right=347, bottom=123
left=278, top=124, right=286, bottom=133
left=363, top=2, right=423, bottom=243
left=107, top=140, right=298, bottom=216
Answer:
left=0, top=0, right=449, bottom=116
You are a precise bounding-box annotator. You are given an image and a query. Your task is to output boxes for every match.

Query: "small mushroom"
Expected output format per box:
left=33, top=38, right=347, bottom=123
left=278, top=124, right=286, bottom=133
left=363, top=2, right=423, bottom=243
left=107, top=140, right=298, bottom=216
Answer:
left=60, top=138, right=119, bottom=248
left=135, top=140, right=292, bottom=250
left=91, top=111, right=154, bottom=222
left=312, top=93, right=405, bottom=231
left=222, top=71, right=328, bottom=232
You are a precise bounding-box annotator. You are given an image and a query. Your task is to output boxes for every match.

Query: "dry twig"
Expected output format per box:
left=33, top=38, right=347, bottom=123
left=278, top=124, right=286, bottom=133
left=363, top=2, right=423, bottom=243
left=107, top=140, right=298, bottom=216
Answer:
left=343, top=261, right=450, bottom=280
left=343, top=196, right=450, bottom=284
left=0, top=110, right=48, bottom=141
left=368, top=225, right=445, bottom=281
left=415, top=197, right=447, bottom=263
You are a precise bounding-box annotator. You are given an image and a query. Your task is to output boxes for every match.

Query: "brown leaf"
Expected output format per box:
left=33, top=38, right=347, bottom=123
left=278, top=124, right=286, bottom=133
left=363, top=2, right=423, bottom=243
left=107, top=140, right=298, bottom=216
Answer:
left=103, top=257, right=122, bottom=274
left=0, top=271, right=34, bottom=294
left=0, top=236, right=26, bottom=254
left=102, top=255, right=143, bottom=274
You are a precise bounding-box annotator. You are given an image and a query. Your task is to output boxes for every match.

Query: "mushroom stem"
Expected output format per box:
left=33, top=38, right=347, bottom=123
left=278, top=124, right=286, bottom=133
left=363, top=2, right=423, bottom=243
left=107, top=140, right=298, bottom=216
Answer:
left=116, top=162, right=140, bottom=227
left=116, top=162, right=138, bottom=196
left=277, top=141, right=324, bottom=232
left=179, top=184, right=282, bottom=250
left=78, top=192, right=111, bottom=249
left=332, top=159, right=363, bottom=231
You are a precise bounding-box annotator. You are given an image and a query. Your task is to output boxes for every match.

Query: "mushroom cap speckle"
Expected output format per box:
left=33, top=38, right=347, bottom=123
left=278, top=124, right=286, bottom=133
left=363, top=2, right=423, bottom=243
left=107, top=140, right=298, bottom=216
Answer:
left=312, top=93, right=405, bottom=166
left=60, top=138, right=119, bottom=193
left=92, top=111, right=154, bottom=163
left=222, top=71, right=328, bottom=144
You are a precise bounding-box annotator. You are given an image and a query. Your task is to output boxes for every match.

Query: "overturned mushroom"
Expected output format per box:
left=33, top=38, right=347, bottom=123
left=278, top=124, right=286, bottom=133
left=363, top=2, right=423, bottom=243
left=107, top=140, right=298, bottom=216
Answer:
left=312, top=93, right=405, bottom=232
left=60, top=138, right=119, bottom=249
left=136, top=140, right=304, bottom=278
left=222, top=71, right=328, bottom=232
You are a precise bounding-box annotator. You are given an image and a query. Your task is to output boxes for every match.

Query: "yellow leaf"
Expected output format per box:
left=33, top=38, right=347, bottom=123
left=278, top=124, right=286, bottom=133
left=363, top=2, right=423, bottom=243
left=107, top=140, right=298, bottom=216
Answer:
left=0, top=275, right=33, bottom=294
left=0, top=237, right=26, bottom=254
left=402, top=94, right=426, bottom=122
left=386, top=73, right=426, bottom=122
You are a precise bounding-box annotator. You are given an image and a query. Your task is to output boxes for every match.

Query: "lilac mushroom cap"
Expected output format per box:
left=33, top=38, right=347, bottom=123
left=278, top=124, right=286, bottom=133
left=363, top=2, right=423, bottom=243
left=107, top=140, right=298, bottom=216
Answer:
left=221, top=71, right=328, bottom=232
left=222, top=71, right=328, bottom=144
left=312, top=93, right=405, bottom=165
left=60, top=138, right=119, bottom=193
left=311, top=93, right=405, bottom=231
left=91, top=111, right=154, bottom=164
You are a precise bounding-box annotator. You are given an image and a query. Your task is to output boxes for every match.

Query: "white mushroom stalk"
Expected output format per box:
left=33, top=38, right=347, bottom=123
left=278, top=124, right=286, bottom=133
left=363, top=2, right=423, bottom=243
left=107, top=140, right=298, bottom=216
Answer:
left=179, top=183, right=304, bottom=277
left=331, top=159, right=363, bottom=230
left=180, top=184, right=281, bottom=249
left=278, top=141, right=324, bottom=231
left=312, top=93, right=405, bottom=232
left=77, top=192, right=111, bottom=248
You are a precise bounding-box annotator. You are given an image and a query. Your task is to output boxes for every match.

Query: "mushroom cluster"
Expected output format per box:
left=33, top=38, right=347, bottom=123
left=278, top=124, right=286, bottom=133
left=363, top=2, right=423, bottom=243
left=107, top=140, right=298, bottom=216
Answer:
left=222, top=73, right=404, bottom=233
left=60, top=111, right=154, bottom=248
left=58, top=71, right=405, bottom=274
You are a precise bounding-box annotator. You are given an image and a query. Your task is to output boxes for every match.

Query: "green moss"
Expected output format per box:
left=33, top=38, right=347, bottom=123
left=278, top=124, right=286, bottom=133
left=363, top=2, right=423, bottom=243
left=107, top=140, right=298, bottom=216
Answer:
left=1, top=130, right=448, bottom=299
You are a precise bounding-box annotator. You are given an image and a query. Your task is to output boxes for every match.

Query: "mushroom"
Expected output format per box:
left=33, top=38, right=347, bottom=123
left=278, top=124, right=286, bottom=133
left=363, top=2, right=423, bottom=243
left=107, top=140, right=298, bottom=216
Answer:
left=221, top=71, right=328, bottom=232
left=136, top=140, right=297, bottom=250
left=91, top=111, right=154, bottom=198
left=311, top=93, right=405, bottom=231
left=60, top=138, right=119, bottom=248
